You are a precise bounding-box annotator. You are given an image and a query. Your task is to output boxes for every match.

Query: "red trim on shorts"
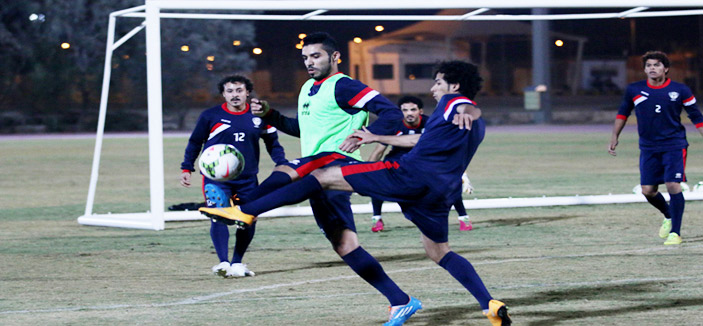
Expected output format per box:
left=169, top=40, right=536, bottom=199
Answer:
left=616, top=114, right=628, bottom=120
left=341, top=161, right=400, bottom=177
left=682, top=148, right=688, bottom=182
left=695, top=122, right=703, bottom=128
left=296, top=153, right=347, bottom=177
left=201, top=175, right=206, bottom=201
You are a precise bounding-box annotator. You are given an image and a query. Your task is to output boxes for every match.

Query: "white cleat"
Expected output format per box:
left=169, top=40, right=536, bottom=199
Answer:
left=212, top=261, right=231, bottom=278
left=227, top=263, right=255, bottom=277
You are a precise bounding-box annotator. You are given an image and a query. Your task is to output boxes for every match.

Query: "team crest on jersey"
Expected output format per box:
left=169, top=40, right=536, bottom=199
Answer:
left=289, top=159, right=301, bottom=165
left=669, top=92, right=679, bottom=102
left=252, top=117, right=262, bottom=128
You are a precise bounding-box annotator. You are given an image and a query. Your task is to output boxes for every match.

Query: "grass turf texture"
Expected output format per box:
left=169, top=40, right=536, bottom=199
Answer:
left=2, top=128, right=703, bottom=325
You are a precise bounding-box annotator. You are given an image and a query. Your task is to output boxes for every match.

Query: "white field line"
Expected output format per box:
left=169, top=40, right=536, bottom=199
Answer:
left=2, top=244, right=702, bottom=315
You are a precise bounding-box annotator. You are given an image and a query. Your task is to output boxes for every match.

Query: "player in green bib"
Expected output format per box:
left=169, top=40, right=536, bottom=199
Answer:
left=246, top=32, right=420, bottom=324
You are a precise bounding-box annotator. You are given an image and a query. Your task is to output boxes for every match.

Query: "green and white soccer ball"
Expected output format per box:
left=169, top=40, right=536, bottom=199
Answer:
left=199, top=144, right=245, bottom=182
left=693, top=182, right=703, bottom=193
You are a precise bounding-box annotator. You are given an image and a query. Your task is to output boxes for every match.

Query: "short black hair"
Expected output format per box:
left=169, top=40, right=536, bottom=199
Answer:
left=217, top=75, right=253, bottom=94
left=642, top=51, right=670, bottom=69
left=433, top=61, right=483, bottom=99
left=302, top=32, right=339, bottom=55
left=397, top=95, right=423, bottom=109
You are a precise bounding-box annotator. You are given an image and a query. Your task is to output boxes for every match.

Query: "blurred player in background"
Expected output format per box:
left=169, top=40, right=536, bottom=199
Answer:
left=609, top=51, right=703, bottom=245
left=202, top=60, right=511, bottom=326
left=180, top=75, right=287, bottom=277
left=366, top=95, right=474, bottom=232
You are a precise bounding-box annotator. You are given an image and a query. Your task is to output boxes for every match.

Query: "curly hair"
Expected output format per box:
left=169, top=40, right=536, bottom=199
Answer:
left=433, top=61, right=483, bottom=99
left=217, top=75, right=254, bottom=94
left=641, top=51, right=670, bottom=69
left=396, top=95, right=423, bottom=109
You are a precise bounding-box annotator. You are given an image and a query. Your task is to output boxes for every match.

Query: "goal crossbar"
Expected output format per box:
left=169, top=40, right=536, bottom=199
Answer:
left=79, top=0, right=703, bottom=230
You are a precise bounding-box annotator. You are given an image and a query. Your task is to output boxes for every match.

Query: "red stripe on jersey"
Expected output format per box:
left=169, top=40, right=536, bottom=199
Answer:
left=696, top=122, right=703, bottom=128
left=616, top=114, right=628, bottom=120
left=348, top=87, right=373, bottom=107
left=210, top=122, right=224, bottom=133
left=444, top=96, right=475, bottom=114
left=684, top=95, right=696, bottom=106
left=341, top=161, right=400, bottom=177
left=295, top=153, right=346, bottom=177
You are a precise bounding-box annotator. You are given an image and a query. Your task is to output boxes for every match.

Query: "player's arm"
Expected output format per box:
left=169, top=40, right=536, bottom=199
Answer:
left=351, top=127, right=421, bottom=147
left=366, top=143, right=388, bottom=162
left=251, top=98, right=301, bottom=137
left=180, top=114, right=209, bottom=187
left=260, top=126, right=288, bottom=165
left=680, top=90, right=703, bottom=138
left=609, top=89, right=634, bottom=156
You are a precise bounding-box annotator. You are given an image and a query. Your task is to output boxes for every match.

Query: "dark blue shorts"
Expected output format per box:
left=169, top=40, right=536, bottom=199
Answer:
left=342, top=161, right=452, bottom=243
left=639, top=148, right=687, bottom=185
left=284, top=152, right=359, bottom=238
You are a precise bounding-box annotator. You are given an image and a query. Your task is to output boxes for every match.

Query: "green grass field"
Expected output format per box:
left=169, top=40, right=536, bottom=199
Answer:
left=2, top=127, right=703, bottom=325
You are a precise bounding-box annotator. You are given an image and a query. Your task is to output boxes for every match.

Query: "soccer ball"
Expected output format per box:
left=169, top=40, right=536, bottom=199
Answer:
left=199, top=144, right=245, bottom=181
left=693, top=182, right=703, bottom=193
left=680, top=182, right=690, bottom=192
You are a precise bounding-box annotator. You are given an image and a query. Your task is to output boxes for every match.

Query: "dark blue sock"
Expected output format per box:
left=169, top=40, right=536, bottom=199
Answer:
left=210, top=220, right=230, bottom=262
left=454, top=199, right=467, bottom=216
left=439, top=251, right=492, bottom=310
left=231, top=222, right=256, bottom=263
left=342, top=247, right=409, bottom=306
left=669, top=192, right=685, bottom=235
left=371, top=198, right=383, bottom=216
left=240, top=175, right=323, bottom=216
left=646, top=192, right=671, bottom=219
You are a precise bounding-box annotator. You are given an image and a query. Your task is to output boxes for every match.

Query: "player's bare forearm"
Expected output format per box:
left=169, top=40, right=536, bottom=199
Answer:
left=697, top=126, right=703, bottom=137
left=351, top=126, right=419, bottom=147
left=453, top=104, right=481, bottom=130
left=608, top=118, right=627, bottom=156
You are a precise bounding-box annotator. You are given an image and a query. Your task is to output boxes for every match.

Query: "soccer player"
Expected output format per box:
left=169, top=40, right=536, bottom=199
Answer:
left=366, top=95, right=473, bottom=232
left=202, top=60, right=511, bottom=326
left=180, top=75, right=287, bottom=278
left=609, top=51, right=703, bottom=245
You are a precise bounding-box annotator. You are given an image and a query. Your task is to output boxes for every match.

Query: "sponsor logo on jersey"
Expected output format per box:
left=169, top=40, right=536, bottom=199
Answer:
left=252, top=117, right=262, bottom=128
left=675, top=173, right=682, bottom=179
left=289, top=159, right=301, bottom=165
left=301, top=102, right=311, bottom=116
left=669, top=92, right=679, bottom=102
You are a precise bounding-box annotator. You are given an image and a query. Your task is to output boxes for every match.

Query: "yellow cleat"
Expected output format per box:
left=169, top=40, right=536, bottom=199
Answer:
left=664, top=232, right=682, bottom=245
left=483, top=299, right=511, bottom=326
left=199, top=205, right=255, bottom=228
left=483, top=300, right=512, bottom=326
left=659, top=219, right=672, bottom=239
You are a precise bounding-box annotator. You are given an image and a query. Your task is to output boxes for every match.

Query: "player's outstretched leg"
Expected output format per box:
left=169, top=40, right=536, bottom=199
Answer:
left=454, top=199, right=472, bottom=231
left=371, top=198, right=385, bottom=232
left=205, top=184, right=232, bottom=277
left=484, top=300, right=512, bottom=326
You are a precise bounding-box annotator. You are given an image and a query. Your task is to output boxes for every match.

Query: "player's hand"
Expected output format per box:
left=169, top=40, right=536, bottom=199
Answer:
left=453, top=112, right=475, bottom=130
left=608, top=139, right=618, bottom=156
left=339, top=135, right=362, bottom=153
left=180, top=171, right=191, bottom=187
left=250, top=98, right=270, bottom=116
left=349, top=126, right=379, bottom=145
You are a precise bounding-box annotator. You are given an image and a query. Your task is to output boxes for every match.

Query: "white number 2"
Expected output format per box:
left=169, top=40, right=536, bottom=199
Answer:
left=233, top=132, right=245, bottom=141
left=655, top=105, right=662, bottom=113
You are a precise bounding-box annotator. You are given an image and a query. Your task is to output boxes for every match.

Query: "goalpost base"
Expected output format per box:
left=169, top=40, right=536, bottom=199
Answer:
left=77, top=191, right=703, bottom=230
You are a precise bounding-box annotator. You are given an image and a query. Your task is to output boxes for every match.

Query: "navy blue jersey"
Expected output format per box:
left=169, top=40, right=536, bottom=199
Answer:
left=384, top=114, right=428, bottom=161
left=262, top=74, right=402, bottom=137
left=181, top=103, right=287, bottom=178
left=617, top=79, right=703, bottom=151
left=400, top=94, right=485, bottom=198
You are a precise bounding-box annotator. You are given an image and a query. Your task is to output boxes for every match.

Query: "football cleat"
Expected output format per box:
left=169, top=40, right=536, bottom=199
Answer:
left=458, top=216, right=472, bottom=231
left=372, top=218, right=385, bottom=232
left=384, top=296, right=422, bottom=326
left=484, top=300, right=511, bottom=326
left=658, top=219, right=672, bottom=239
left=227, top=263, right=255, bottom=277
left=199, top=205, right=255, bottom=228
left=664, top=233, right=682, bottom=245
left=212, top=261, right=231, bottom=278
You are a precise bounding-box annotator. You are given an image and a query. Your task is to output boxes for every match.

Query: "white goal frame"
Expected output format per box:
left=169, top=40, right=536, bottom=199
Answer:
left=78, top=0, right=703, bottom=230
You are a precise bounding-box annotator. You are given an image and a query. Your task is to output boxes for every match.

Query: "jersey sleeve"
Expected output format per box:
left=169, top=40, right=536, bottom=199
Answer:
left=180, top=112, right=209, bottom=171
left=334, top=78, right=402, bottom=135
left=616, top=85, right=635, bottom=120
left=260, top=125, right=288, bottom=165
left=680, top=86, right=703, bottom=128
left=261, top=109, right=301, bottom=138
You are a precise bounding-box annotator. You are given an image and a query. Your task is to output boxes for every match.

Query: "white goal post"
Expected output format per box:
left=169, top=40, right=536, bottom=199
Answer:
left=78, top=0, right=703, bottom=230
